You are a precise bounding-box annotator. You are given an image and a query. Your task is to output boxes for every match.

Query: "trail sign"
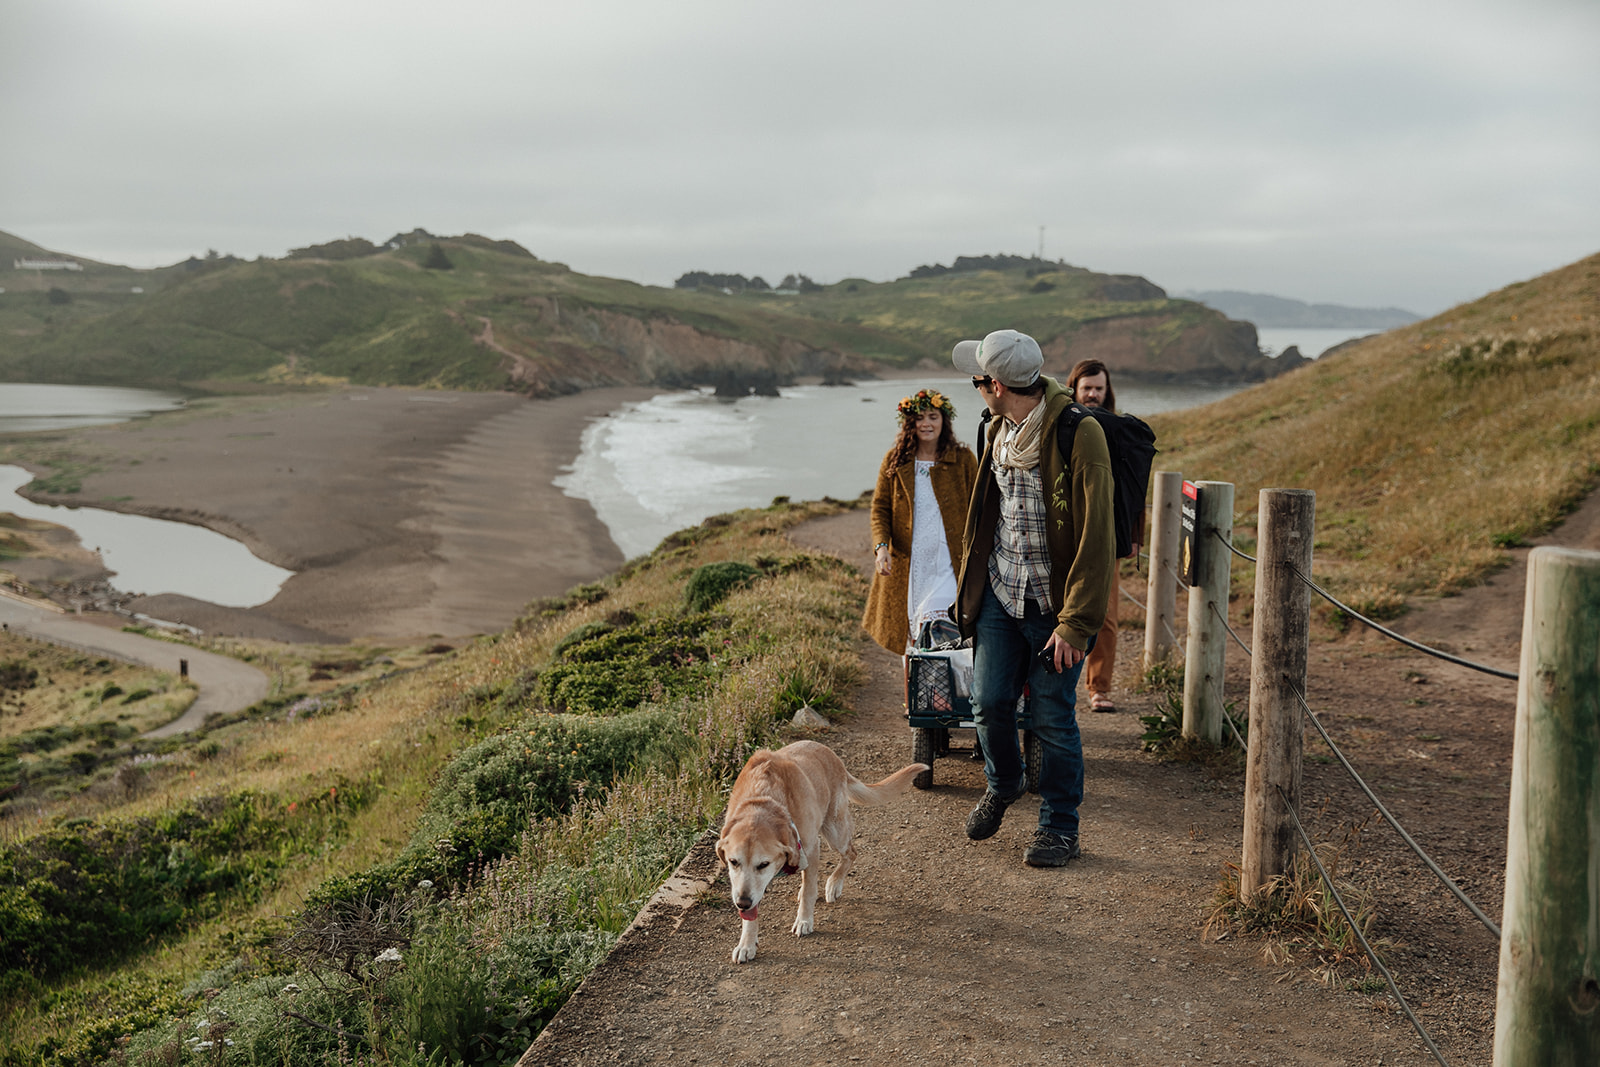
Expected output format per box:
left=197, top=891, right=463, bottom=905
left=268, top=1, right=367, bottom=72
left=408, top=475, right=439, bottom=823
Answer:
left=1179, top=480, right=1200, bottom=587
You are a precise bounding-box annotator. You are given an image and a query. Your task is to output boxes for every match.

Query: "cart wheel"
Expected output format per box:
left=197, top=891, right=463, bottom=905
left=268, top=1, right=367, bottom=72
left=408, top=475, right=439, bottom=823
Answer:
left=912, top=728, right=937, bottom=790
left=1023, top=729, right=1042, bottom=795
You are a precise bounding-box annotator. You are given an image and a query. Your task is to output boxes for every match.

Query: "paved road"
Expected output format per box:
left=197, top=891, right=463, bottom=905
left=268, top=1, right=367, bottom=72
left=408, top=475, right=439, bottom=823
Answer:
left=0, top=596, right=269, bottom=737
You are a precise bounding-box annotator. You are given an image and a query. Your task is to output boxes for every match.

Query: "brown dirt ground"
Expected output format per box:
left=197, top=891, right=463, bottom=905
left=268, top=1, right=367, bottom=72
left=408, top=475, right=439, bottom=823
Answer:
left=6, top=386, right=659, bottom=642
left=523, top=492, right=1600, bottom=1067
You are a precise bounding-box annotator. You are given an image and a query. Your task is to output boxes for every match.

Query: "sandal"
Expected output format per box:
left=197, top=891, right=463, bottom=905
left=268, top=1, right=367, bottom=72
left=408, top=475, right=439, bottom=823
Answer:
left=1089, top=692, right=1116, bottom=713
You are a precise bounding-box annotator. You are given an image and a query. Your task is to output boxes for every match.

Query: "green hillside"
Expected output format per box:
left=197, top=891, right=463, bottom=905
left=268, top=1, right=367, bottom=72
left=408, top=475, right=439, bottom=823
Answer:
left=1149, top=251, right=1600, bottom=605
left=0, top=231, right=1280, bottom=394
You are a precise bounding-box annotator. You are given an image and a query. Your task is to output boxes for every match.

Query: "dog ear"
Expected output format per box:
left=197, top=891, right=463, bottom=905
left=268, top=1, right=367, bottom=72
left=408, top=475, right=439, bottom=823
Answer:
left=714, top=837, right=727, bottom=862
left=785, top=842, right=808, bottom=873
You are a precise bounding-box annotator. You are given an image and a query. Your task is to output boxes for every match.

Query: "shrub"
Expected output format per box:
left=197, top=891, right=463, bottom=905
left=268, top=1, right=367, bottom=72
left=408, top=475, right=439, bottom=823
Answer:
left=535, top=615, right=725, bottom=715
left=308, top=710, right=682, bottom=908
left=684, top=561, right=759, bottom=612
left=0, top=661, right=38, bottom=691
left=0, top=794, right=288, bottom=981
left=422, top=243, right=454, bottom=271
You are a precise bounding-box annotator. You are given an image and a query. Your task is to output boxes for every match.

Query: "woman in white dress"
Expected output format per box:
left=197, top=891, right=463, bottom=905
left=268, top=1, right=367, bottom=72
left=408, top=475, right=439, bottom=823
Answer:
left=862, top=389, right=979, bottom=654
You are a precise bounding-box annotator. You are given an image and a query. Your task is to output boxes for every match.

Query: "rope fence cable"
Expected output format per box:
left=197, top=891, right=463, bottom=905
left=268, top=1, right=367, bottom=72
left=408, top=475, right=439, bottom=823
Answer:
left=1211, top=528, right=1257, bottom=564
left=1208, top=601, right=1254, bottom=660
left=1121, top=584, right=1147, bottom=612
left=1287, top=563, right=1517, bottom=681
left=1289, top=679, right=1502, bottom=941
left=1276, top=784, right=1453, bottom=1067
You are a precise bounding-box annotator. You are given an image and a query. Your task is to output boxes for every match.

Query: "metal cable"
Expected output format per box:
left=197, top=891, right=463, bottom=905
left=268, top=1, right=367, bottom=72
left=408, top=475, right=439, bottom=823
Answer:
left=1210, top=528, right=1257, bottom=563
left=1120, top=585, right=1147, bottom=612
left=1287, top=564, right=1517, bottom=680
left=1276, top=784, right=1452, bottom=1067
left=1208, top=601, right=1253, bottom=660
left=1289, top=679, right=1502, bottom=940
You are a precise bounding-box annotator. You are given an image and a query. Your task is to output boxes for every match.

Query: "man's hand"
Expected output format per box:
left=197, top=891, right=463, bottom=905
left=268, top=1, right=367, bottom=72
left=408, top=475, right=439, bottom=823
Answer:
left=1042, top=632, right=1085, bottom=673
left=874, top=545, right=892, bottom=576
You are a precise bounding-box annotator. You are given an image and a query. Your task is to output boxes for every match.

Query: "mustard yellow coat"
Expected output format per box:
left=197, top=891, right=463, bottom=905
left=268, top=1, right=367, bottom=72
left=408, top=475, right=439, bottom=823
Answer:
left=862, top=444, right=979, bottom=653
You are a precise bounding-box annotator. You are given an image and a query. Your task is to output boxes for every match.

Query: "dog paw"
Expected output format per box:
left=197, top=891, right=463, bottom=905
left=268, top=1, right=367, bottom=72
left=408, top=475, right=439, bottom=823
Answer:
left=791, top=916, right=815, bottom=937
left=732, top=943, right=758, bottom=964
left=824, top=878, right=845, bottom=903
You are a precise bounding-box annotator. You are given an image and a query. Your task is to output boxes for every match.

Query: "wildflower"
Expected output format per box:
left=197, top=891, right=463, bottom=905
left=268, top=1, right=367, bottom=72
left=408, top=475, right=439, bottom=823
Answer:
left=287, top=802, right=298, bottom=815
left=374, top=947, right=403, bottom=963
left=282, top=983, right=302, bottom=995
left=418, top=879, right=434, bottom=889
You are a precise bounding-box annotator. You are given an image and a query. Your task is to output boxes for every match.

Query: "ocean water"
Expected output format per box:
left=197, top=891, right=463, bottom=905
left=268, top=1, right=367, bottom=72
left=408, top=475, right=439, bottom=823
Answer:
left=557, top=377, right=1248, bottom=559
left=0, top=383, right=186, bottom=432
left=1255, top=327, right=1387, bottom=359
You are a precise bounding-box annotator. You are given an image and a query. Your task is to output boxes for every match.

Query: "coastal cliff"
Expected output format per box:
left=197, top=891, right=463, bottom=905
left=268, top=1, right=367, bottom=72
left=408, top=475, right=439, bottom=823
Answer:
left=0, top=231, right=1288, bottom=395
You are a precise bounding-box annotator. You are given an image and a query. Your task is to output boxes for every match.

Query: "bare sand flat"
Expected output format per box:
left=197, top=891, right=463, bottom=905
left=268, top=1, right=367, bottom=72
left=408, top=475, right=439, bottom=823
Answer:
left=17, top=386, right=660, bottom=642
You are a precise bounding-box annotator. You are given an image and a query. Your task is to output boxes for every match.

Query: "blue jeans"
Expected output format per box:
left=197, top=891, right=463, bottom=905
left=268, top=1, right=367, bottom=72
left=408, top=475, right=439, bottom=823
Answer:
left=972, top=584, right=1089, bottom=836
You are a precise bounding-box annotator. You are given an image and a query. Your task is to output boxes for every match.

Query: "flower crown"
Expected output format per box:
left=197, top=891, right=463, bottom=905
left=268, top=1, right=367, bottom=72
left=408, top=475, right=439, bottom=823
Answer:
left=896, top=389, right=955, bottom=423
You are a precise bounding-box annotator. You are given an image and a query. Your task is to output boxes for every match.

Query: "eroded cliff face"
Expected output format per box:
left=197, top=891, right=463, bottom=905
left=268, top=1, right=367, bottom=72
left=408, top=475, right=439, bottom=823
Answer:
left=490, top=295, right=1294, bottom=398
left=1042, top=310, right=1304, bottom=382
left=491, top=298, right=880, bottom=398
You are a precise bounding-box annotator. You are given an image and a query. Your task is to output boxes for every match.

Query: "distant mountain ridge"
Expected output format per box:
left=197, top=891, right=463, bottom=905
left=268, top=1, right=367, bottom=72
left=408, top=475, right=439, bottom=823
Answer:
left=0, top=229, right=1297, bottom=394
left=1180, top=289, right=1421, bottom=328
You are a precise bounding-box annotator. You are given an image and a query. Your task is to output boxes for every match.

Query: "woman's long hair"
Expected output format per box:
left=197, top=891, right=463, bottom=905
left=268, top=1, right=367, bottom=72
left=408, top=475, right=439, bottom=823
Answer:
left=1067, top=358, right=1117, bottom=412
left=888, top=412, right=957, bottom=468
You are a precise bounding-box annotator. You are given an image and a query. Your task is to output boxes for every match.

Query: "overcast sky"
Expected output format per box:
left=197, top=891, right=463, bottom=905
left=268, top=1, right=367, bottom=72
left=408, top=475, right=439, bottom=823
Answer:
left=4, top=0, right=1596, bottom=314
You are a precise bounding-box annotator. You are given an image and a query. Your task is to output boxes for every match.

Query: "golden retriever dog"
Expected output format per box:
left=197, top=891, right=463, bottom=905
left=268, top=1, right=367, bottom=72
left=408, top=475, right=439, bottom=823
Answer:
left=715, top=740, right=927, bottom=963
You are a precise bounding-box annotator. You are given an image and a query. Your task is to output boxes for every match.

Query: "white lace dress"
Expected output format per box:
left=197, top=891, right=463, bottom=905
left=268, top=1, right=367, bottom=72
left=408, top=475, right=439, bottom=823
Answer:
left=906, top=459, right=959, bottom=641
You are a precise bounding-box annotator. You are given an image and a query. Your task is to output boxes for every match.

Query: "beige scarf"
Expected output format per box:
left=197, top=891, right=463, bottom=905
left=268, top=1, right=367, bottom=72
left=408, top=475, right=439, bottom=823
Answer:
left=994, top=399, right=1047, bottom=470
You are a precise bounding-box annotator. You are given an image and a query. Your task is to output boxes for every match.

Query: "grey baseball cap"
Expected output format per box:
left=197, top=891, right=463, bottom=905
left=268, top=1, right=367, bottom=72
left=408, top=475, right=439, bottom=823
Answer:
left=951, top=329, right=1043, bottom=388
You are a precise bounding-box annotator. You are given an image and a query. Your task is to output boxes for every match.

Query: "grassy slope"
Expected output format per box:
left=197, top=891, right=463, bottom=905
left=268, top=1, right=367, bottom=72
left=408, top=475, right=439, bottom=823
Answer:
left=1, top=234, right=1248, bottom=390
left=1148, top=252, right=1600, bottom=603
left=1, top=252, right=1596, bottom=1061
left=0, top=501, right=867, bottom=1062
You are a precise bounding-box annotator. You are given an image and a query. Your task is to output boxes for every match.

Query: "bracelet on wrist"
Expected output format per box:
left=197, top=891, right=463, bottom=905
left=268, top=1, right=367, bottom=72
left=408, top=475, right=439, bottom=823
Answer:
left=874, top=542, right=889, bottom=551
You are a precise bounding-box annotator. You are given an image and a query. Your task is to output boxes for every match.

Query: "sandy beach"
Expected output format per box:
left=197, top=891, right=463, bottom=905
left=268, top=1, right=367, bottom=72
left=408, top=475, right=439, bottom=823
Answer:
left=11, top=386, right=661, bottom=643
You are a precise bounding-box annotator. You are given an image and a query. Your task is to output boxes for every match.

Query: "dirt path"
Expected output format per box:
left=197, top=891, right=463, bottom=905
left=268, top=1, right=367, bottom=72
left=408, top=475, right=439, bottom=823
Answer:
left=0, top=597, right=268, bottom=735
left=516, top=494, right=1600, bottom=1065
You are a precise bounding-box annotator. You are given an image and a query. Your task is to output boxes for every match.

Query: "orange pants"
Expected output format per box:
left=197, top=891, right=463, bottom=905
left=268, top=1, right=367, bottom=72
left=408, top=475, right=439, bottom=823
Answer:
left=1085, top=582, right=1118, bottom=696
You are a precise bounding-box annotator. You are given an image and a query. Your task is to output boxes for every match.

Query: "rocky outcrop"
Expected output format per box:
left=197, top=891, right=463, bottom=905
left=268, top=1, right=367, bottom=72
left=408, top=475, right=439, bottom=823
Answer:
left=1040, top=310, right=1286, bottom=382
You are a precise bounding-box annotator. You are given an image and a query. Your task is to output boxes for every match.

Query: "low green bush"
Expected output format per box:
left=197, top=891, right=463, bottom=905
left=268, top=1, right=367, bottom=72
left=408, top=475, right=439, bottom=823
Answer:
left=684, top=560, right=759, bottom=612
left=535, top=615, right=725, bottom=715
left=309, top=710, right=682, bottom=909
left=0, top=786, right=365, bottom=984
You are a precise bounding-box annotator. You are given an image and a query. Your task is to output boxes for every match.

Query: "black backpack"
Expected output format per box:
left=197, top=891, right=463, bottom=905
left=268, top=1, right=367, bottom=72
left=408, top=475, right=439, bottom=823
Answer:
left=977, top=402, right=1158, bottom=560
left=1057, top=403, right=1157, bottom=559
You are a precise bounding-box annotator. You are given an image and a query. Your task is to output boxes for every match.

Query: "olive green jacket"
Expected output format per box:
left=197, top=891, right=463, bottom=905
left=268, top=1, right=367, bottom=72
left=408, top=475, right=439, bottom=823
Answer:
left=954, top=375, right=1116, bottom=650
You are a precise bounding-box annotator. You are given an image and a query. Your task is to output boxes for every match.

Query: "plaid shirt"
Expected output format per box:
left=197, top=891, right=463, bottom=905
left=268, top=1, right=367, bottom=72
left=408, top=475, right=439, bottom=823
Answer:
left=986, top=459, right=1054, bottom=619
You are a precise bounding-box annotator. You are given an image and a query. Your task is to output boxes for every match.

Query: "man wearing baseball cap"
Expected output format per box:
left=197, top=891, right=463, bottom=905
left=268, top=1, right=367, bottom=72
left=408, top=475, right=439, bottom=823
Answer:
left=951, top=329, right=1115, bottom=866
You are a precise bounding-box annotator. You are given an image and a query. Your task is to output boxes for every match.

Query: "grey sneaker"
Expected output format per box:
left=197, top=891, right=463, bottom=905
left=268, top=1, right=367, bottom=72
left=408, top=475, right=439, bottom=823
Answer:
left=1024, top=829, right=1082, bottom=867
left=965, top=787, right=1025, bottom=840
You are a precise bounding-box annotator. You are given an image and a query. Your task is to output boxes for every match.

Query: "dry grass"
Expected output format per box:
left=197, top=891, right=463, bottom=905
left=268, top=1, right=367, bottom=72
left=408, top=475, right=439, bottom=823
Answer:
left=1150, top=252, right=1600, bottom=601
left=1, top=498, right=870, bottom=1057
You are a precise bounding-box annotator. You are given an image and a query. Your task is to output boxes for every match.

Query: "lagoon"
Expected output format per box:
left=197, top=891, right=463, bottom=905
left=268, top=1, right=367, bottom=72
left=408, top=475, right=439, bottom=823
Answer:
left=558, top=377, right=1249, bottom=559
left=0, top=465, right=293, bottom=608
left=0, top=383, right=187, bottom=433
left=0, top=383, right=293, bottom=608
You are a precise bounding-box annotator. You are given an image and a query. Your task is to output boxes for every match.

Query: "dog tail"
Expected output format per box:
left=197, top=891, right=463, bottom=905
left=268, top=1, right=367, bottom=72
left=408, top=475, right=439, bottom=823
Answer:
left=846, top=763, right=930, bottom=806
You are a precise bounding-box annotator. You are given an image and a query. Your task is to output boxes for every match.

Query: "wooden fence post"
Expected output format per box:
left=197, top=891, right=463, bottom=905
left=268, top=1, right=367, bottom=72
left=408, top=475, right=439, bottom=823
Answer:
left=1493, top=546, right=1600, bottom=1064
left=1181, top=481, right=1234, bottom=742
left=1144, top=470, right=1183, bottom=670
left=1240, top=488, right=1315, bottom=903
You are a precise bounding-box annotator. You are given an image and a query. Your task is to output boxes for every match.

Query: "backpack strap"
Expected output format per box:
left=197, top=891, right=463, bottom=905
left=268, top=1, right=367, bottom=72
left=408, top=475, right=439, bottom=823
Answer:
left=975, top=408, right=995, bottom=460
left=1054, top=402, right=1090, bottom=471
